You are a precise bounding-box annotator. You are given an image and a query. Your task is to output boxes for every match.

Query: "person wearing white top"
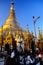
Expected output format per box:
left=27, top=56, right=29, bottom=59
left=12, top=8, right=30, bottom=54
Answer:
left=36, top=62, right=40, bottom=65
left=25, top=55, right=30, bottom=65
left=11, top=51, right=15, bottom=58
left=19, top=55, right=24, bottom=65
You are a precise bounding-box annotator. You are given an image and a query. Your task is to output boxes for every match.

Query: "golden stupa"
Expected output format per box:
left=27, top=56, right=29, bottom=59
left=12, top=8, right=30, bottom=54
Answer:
left=3, top=0, right=23, bottom=34
left=0, top=0, right=23, bottom=45
left=0, top=0, right=34, bottom=49
left=0, top=0, right=43, bottom=52
left=36, top=27, right=43, bottom=51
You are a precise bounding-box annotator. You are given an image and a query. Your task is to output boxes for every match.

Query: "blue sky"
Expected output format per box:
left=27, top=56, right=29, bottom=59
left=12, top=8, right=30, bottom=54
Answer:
left=0, top=0, right=43, bottom=36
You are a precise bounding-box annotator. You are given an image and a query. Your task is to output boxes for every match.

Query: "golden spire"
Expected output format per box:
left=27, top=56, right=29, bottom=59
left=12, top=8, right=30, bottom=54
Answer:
left=3, top=0, right=23, bottom=35
left=10, top=0, right=15, bottom=18
left=26, top=24, right=29, bottom=34
left=38, top=27, right=42, bottom=40
left=24, top=24, right=29, bottom=40
left=5, top=0, right=16, bottom=25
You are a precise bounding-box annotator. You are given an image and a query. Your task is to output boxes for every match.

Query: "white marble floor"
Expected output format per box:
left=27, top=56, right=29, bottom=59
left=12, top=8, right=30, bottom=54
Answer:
left=0, top=62, right=4, bottom=65
left=0, top=58, right=4, bottom=65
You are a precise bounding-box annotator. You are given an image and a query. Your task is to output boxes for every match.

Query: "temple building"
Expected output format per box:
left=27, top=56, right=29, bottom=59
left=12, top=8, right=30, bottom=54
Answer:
left=0, top=0, right=35, bottom=51
left=2, top=0, right=23, bottom=34
left=35, top=27, right=43, bottom=51
left=0, top=0, right=23, bottom=45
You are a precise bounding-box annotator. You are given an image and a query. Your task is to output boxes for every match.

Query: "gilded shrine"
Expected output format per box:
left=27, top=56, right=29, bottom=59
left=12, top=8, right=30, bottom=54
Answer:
left=0, top=0, right=43, bottom=51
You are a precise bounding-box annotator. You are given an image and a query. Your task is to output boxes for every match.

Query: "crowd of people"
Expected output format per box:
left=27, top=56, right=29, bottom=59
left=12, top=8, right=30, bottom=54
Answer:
left=4, top=38, right=43, bottom=65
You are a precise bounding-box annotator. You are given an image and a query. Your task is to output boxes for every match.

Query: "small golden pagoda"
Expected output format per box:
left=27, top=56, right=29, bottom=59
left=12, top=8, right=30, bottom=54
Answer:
left=24, top=24, right=34, bottom=51
left=37, top=27, right=43, bottom=51
left=38, top=27, right=42, bottom=40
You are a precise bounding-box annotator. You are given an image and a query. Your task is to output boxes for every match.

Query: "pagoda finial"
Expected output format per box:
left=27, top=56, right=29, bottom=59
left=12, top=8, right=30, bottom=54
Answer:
left=38, top=27, right=41, bottom=40
left=12, top=0, right=14, bottom=4
left=26, top=24, right=28, bottom=30
left=9, top=0, right=15, bottom=18
left=11, top=0, right=14, bottom=10
left=38, top=27, right=41, bottom=34
left=38, top=27, right=40, bottom=35
left=26, top=24, right=29, bottom=33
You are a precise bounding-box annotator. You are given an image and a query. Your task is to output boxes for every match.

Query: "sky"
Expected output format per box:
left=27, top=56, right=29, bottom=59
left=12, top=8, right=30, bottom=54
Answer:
left=0, top=0, right=43, bottom=36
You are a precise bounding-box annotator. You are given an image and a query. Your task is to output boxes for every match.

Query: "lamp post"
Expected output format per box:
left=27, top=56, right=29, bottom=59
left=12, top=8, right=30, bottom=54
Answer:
left=33, top=16, right=40, bottom=37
